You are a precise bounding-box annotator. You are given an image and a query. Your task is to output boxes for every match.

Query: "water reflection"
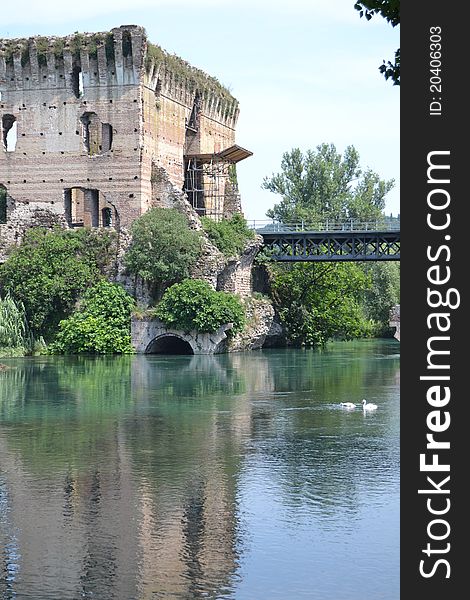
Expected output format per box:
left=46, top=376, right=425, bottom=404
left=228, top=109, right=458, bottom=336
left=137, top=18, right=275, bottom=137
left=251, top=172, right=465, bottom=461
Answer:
left=0, top=340, right=399, bottom=599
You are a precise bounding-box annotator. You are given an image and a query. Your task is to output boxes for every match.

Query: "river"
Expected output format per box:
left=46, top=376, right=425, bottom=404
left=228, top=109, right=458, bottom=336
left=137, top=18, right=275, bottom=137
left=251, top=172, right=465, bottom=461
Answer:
left=0, top=339, right=399, bottom=600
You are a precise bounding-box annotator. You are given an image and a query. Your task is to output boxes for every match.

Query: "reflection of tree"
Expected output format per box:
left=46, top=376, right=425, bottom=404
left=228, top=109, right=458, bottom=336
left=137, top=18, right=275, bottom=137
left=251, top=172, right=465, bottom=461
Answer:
left=0, top=356, right=133, bottom=471
left=0, top=354, right=250, bottom=599
left=131, top=354, right=247, bottom=403
left=0, top=340, right=399, bottom=598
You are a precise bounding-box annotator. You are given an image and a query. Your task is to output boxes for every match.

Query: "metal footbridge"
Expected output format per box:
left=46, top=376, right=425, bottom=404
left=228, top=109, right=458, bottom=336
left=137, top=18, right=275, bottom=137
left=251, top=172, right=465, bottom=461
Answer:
left=249, top=219, right=400, bottom=262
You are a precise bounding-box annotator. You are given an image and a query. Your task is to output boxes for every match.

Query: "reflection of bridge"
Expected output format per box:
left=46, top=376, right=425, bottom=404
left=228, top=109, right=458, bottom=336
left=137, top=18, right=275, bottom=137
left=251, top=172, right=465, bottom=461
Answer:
left=249, top=220, right=400, bottom=262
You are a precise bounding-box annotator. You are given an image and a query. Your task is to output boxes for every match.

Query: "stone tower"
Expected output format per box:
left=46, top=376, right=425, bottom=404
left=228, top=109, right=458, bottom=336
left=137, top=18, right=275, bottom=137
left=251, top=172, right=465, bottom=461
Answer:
left=0, top=25, right=251, bottom=237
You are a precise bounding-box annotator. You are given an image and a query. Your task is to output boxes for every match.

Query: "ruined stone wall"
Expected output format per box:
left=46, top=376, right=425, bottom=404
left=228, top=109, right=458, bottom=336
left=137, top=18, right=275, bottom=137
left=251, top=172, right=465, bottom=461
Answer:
left=215, top=236, right=264, bottom=297
left=0, top=26, right=149, bottom=228
left=1, top=26, right=244, bottom=230
left=142, top=45, right=239, bottom=208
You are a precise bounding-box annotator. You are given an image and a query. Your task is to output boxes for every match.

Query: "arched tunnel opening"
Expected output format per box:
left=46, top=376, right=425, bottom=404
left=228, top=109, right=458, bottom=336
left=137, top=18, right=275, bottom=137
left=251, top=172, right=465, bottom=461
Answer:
left=146, top=335, right=194, bottom=355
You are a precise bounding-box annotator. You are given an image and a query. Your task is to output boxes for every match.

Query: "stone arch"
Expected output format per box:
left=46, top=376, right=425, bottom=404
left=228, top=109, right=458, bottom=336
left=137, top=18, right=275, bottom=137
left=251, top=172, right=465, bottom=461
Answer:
left=101, top=206, right=113, bottom=227
left=145, top=334, right=194, bottom=355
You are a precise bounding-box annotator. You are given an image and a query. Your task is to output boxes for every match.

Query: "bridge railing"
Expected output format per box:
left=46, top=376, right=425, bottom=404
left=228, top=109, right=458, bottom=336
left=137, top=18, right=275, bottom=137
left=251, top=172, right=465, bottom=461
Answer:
left=248, top=218, right=400, bottom=233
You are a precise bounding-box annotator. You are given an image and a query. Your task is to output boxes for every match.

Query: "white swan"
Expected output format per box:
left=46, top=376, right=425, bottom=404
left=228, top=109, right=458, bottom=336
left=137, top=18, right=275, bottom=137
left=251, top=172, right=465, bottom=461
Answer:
left=340, top=402, right=357, bottom=409
left=362, top=399, right=378, bottom=410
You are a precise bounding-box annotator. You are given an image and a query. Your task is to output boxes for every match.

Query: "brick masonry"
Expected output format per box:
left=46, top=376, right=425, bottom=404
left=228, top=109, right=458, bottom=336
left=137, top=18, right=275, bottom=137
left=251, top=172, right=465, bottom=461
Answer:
left=0, top=25, right=244, bottom=233
left=0, top=26, right=270, bottom=342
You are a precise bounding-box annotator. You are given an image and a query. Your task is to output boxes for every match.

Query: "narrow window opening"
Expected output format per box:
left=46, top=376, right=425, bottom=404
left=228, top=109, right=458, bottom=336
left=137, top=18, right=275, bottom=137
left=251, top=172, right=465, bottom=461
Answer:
left=2, top=114, right=17, bottom=152
left=102, top=207, right=112, bottom=227
left=0, top=185, right=7, bottom=223
left=186, top=92, right=201, bottom=132
left=122, top=31, right=133, bottom=58
left=72, top=65, right=84, bottom=99
left=85, top=189, right=100, bottom=227
left=101, top=123, right=113, bottom=152
left=80, top=112, right=101, bottom=156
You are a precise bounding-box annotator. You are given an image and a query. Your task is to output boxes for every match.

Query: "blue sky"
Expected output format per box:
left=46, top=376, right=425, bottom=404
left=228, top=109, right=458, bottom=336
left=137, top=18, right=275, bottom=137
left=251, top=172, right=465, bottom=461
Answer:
left=2, top=0, right=400, bottom=221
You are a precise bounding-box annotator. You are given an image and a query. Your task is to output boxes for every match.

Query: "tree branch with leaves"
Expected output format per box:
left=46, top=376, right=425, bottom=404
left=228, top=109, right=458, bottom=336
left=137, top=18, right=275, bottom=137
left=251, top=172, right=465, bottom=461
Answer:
left=354, top=0, right=400, bottom=85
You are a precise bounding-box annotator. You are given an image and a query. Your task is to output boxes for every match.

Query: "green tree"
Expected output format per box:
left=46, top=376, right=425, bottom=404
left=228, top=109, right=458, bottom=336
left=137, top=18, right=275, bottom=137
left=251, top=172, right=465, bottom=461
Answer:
left=155, top=279, right=245, bottom=335
left=50, top=280, right=135, bottom=354
left=354, top=1, right=400, bottom=85
left=263, top=144, right=394, bottom=225
left=0, top=227, right=117, bottom=338
left=124, top=208, right=202, bottom=298
left=361, top=261, right=400, bottom=334
left=270, top=263, right=373, bottom=347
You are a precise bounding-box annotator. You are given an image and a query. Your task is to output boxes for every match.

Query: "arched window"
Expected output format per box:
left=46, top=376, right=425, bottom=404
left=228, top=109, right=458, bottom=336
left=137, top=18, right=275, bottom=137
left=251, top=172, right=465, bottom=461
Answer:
left=102, top=207, right=112, bottom=227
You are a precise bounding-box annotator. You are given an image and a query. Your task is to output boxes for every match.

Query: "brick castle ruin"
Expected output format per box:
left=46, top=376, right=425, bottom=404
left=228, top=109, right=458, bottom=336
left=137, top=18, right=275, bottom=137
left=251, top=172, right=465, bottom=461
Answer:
left=0, top=25, right=252, bottom=241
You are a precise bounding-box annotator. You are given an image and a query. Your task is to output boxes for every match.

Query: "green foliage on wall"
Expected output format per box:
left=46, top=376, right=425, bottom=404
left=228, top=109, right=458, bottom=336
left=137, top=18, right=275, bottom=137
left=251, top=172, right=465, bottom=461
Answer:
left=124, top=207, right=203, bottom=298
left=146, top=42, right=238, bottom=118
left=0, top=227, right=118, bottom=339
left=201, top=213, right=255, bottom=257
left=2, top=30, right=116, bottom=69
left=50, top=280, right=135, bottom=355
left=155, top=279, right=245, bottom=335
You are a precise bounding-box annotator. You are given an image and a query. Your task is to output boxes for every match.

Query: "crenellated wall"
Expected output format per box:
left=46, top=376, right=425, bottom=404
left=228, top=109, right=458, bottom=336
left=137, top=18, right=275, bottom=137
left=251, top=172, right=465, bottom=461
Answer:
left=0, top=26, right=147, bottom=228
left=0, top=25, right=246, bottom=233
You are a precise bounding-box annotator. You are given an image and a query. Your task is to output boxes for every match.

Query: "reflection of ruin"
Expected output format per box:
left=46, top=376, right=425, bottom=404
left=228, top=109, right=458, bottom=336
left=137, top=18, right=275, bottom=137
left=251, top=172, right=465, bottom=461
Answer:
left=0, top=345, right=399, bottom=597
left=0, top=421, right=240, bottom=599
left=0, top=352, right=276, bottom=598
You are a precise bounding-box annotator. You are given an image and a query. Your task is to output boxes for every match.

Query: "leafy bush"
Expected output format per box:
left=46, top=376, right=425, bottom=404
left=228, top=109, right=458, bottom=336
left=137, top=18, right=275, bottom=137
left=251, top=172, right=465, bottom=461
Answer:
left=270, top=263, right=373, bottom=347
left=124, top=208, right=202, bottom=297
left=201, top=213, right=254, bottom=257
left=50, top=280, right=135, bottom=354
left=155, top=279, right=245, bottom=335
left=0, top=227, right=117, bottom=339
